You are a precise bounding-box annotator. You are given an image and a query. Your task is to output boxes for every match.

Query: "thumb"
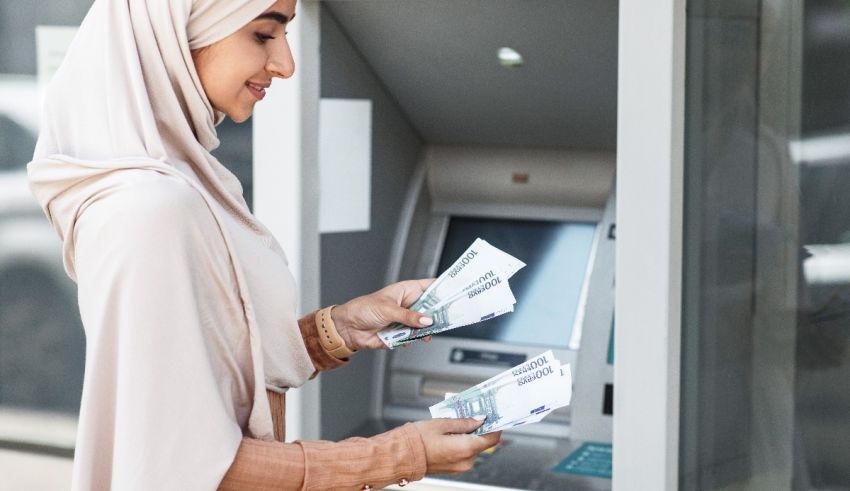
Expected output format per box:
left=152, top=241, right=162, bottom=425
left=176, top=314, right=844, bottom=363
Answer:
left=438, top=416, right=486, bottom=435
left=388, top=305, right=433, bottom=328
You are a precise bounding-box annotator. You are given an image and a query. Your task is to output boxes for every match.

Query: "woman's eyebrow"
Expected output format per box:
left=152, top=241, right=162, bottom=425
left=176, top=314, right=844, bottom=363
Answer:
left=253, top=11, right=294, bottom=24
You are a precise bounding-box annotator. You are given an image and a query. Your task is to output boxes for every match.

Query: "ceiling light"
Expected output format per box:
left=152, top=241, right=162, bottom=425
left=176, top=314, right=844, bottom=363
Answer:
left=498, top=47, right=524, bottom=68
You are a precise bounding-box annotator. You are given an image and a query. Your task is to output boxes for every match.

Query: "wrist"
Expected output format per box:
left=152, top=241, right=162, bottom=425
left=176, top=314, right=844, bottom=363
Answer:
left=315, top=306, right=356, bottom=359
left=329, top=305, right=356, bottom=350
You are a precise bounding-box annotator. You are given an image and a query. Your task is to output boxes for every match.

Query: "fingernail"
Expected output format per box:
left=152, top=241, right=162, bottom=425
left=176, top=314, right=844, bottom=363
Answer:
left=420, top=317, right=433, bottom=326
left=473, top=415, right=486, bottom=422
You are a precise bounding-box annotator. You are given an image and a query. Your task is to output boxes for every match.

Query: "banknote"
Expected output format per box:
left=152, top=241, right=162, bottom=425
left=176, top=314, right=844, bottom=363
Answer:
left=433, top=367, right=569, bottom=434
left=435, top=369, right=570, bottom=435
left=407, top=238, right=525, bottom=316
left=380, top=305, right=515, bottom=347
left=475, top=365, right=572, bottom=432
left=429, top=351, right=572, bottom=434
left=377, top=268, right=517, bottom=347
left=378, top=239, right=525, bottom=348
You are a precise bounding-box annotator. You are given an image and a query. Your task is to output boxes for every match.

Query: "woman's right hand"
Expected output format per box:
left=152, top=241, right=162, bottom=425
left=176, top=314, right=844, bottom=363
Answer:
left=412, top=418, right=502, bottom=474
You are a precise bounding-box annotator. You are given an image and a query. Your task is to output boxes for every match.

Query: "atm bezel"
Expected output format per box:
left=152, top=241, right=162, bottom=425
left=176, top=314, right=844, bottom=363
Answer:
left=379, top=203, right=606, bottom=438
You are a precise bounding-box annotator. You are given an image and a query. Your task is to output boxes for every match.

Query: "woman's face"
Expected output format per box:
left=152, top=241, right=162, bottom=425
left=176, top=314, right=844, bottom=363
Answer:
left=192, top=0, right=297, bottom=123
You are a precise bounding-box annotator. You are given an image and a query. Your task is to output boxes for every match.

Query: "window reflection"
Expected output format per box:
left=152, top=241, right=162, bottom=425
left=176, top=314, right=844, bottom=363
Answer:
left=794, top=1, right=850, bottom=486
left=0, top=73, right=84, bottom=426
left=682, top=0, right=850, bottom=489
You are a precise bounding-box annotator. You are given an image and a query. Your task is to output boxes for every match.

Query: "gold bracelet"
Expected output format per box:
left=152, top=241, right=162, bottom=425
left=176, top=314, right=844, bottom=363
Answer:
left=315, top=306, right=356, bottom=359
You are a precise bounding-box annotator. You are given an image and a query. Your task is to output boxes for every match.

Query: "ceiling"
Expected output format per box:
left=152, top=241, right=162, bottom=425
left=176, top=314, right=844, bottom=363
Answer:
left=323, top=0, right=619, bottom=150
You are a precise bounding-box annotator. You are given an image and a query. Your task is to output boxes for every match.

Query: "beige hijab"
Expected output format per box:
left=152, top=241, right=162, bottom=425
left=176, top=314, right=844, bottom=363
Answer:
left=27, top=0, right=313, bottom=488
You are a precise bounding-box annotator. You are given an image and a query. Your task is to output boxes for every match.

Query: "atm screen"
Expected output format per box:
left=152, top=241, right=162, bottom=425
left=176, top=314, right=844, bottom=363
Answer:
left=437, top=216, right=597, bottom=349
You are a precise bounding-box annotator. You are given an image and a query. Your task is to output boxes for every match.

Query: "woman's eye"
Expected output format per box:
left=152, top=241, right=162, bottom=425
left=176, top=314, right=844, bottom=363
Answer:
left=255, top=33, right=276, bottom=43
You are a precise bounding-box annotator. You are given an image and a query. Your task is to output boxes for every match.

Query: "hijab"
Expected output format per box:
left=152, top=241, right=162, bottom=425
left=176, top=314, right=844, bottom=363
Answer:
left=27, top=0, right=313, bottom=487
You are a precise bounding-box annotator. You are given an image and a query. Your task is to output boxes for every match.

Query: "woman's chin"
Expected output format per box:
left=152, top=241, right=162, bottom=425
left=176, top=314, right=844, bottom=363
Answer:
left=229, top=108, right=253, bottom=124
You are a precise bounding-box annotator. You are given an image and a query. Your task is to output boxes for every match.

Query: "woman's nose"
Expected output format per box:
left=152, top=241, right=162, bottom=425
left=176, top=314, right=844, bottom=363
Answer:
left=266, top=38, right=295, bottom=79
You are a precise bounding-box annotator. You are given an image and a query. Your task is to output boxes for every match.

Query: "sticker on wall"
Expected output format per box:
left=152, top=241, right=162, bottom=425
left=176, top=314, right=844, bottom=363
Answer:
left=552, top=442, right=612, bottom=479
left=318, top=98, right=372, bottom=233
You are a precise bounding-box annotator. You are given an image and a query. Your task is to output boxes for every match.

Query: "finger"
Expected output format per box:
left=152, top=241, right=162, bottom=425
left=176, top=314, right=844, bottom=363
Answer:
left=364, top=338, right=388, bottom=350
left=436, top=417, right=486, bottom=435
left=454, top=458, right=476, bottom=474
left=422, top=336, right=432, bottom=343
left=414, top=278, right=436, bottom=292
left=386, top=305, right=433, bottom=328
left=403, top=278, right=435, bottom=292
left=473, top=431, right=502, bottom=451
left=399, top=278, right=436, bottom=306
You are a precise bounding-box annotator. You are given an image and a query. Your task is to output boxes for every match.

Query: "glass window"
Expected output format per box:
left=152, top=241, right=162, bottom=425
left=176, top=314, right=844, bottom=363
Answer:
left=0, top=7, right=90, bottom=488
left=681, top=0, right=850, bottom=489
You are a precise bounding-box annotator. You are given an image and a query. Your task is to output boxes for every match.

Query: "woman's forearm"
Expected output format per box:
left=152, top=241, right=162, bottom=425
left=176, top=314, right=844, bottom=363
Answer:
left=220, top=438, right=306, bottom=491
left=219, top=423, right=427, bottom=491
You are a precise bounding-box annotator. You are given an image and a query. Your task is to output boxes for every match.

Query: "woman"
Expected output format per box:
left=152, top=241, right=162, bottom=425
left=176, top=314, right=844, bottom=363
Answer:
left=27, top=0, right=500, bottom=489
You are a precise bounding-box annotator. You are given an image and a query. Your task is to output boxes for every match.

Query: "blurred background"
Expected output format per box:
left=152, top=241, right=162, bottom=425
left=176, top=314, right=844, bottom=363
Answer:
left=0, top=1, right=252, bottom=485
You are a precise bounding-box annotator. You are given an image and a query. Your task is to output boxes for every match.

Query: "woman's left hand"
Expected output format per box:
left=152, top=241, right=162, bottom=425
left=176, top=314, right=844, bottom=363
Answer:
left=331, top=279, right=435, bottom=350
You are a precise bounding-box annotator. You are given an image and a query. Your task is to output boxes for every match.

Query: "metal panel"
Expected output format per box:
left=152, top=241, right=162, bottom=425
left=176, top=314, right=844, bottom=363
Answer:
left=613, top=0, right=685, bottom=489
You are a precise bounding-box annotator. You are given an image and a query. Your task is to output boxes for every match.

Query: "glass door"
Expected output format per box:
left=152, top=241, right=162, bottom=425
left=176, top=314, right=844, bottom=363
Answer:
left=681, top=0, right=850, bottom=489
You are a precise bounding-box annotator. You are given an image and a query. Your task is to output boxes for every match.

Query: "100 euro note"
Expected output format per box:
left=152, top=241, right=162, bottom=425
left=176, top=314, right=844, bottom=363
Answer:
left=377, top=268, right=516, bottom=347
left=409, top=238, right=525, bottom=314
left=378, top=238, right=525, bottom=348
left=477, top=363, right=572, bottom=433
left=429, top=351, right=572, bottom=434
left=431, top=356, right=570, bottom=434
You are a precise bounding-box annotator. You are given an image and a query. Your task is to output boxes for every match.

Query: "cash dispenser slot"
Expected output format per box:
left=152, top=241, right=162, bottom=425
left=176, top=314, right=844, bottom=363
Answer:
left=420, top=379, right=473, bottom=399
left=389, top=372, right=484, bottom=407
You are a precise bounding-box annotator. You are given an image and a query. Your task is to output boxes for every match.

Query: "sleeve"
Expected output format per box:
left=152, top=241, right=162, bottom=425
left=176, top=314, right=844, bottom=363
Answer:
left=297, top=311, right=348, bottom=376
left=70, top=174, right=251, bottom=490
left=219, top=423, right=428, bottom=491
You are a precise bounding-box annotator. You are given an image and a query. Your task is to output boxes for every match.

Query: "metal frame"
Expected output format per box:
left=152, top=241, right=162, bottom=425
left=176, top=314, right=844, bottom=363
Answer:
left=613, top=0, right=686, bottom=489
left=418, top=209, right=602, bottom=280
left=418, top=208, right=602, bottom=348
left=380, top=202, right=605, bottom=439
left=431, top=202, right=604, bottom=223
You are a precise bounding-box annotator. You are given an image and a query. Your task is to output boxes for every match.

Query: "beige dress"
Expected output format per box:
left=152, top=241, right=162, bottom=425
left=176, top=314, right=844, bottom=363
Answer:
left=27, top=0, right=314, bottom=488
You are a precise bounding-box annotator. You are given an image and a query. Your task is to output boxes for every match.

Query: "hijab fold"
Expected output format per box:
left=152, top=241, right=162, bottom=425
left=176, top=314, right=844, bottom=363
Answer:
left=28, top=0, right=314, bottom=488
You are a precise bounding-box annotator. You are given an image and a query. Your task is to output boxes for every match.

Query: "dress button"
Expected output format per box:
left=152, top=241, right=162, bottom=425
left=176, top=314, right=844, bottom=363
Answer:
left=398, top=478, right=409, bottom=487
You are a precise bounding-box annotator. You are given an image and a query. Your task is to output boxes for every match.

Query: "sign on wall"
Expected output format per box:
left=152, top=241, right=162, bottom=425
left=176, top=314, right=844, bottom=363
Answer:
left=318, top=98, right=372, bottom=233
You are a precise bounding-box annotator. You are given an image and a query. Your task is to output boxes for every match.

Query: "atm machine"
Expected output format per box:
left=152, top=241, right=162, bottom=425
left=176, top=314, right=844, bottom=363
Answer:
left=343, top=145, right=617, bottom=491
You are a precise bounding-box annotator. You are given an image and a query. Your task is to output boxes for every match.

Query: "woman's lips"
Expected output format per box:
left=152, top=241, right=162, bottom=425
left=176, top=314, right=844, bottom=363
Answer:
left=246, top=82, right=267, bottom=100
